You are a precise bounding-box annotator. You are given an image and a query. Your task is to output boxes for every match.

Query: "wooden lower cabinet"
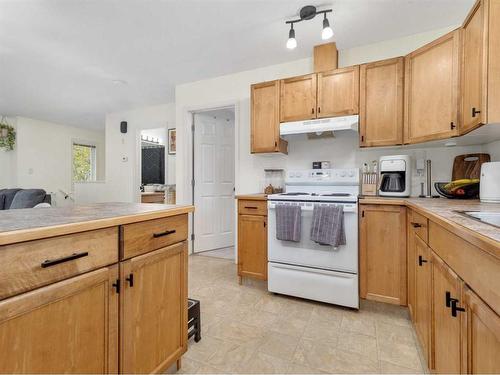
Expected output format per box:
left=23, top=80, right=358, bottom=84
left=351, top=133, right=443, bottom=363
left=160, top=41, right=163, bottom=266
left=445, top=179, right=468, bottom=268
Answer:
left=0, top=266, right=119, bottom=374
left=463, top=287, right=500, bottom=373
left=414, top=235, right=432, bottom=365
left=121, top=241, right=187, bottom=374
left=238, top=210, right=267, bottom=282
left=359, top=204, right=407, bottom=305
left=431, top=252, right=463, bottom=373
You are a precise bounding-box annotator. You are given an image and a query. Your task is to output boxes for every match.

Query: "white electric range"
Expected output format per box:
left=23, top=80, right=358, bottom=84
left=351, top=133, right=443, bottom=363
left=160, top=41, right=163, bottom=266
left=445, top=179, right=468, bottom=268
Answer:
left=267, top=168, right=360, bottom=308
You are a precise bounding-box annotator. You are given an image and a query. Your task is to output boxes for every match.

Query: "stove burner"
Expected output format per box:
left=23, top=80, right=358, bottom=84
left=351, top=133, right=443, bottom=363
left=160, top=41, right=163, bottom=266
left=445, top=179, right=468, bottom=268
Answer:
left=320, top=193, right=351, bottom=197
left=279, top=192, right=310, bottom=196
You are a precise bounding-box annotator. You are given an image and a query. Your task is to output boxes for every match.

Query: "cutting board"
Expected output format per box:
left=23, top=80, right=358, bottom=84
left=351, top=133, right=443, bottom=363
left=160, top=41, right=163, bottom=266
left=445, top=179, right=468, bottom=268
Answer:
left=452, top=153, right=491, bottom=180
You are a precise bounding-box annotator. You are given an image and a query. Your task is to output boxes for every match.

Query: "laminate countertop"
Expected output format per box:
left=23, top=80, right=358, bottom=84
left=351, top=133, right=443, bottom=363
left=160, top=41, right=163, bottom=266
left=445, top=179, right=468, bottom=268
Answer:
left=0, top=203, right=194, bottom=246
left=359, top=196, right=500, bottom=258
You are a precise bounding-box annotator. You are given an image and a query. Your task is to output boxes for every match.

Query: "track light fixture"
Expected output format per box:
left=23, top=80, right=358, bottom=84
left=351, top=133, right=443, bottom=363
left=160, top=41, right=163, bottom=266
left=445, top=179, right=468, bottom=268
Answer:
left=285, top=6, right=333, bottom=49
left=287, top=24, right=297, bottom=50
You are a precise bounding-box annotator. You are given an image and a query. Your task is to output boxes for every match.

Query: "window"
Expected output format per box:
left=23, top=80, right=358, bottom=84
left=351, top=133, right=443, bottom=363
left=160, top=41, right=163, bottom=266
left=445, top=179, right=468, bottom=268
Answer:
left=72, top=142, right=97, bottom=182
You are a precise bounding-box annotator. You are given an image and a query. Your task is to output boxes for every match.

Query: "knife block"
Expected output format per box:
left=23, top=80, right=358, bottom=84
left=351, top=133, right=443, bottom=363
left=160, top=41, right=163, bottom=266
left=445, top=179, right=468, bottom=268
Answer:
left=361, top=173, right=378, bottom=196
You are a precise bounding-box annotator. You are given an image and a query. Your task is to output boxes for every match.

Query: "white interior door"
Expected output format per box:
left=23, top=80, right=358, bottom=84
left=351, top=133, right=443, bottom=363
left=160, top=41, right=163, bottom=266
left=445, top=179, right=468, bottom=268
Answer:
left=194, top=110, right=235, bottom=252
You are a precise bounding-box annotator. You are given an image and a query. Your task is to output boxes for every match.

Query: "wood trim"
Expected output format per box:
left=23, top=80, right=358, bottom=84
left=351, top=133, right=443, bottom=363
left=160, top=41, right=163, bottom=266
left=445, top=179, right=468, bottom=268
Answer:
left=235, top=194, right=267, bottom=201
left=488, top=0, right=500, bottom=123
left=0, top=205, right=194, bottom=246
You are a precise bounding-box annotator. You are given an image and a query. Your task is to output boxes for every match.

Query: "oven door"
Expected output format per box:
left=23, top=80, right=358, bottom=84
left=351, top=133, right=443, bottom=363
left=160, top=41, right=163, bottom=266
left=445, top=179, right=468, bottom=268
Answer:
left=267, top=201, right=358, bottom=273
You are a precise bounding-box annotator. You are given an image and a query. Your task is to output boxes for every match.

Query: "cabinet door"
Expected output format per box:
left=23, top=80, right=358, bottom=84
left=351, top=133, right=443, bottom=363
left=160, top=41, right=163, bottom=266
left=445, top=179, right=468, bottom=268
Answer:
left=121, top=241, right=188, bottom=374
left=280, top=74, right=317, bottom=122
left=404, top=30, right=460, bottom=144
left=251, top=80, right=287, bottom=153
left=360, top=58, right=403, bottom=147
left=414, top=236, right=432, bottom=365
left=461, top=0, right=487, bottom=134
left=407, top=211, right=417, bottom=322
left=432, top=252, right=463, bottom=373
left=463, top=287, right=500, bottom=374
left=0, top=266, right=119, bottom=374
left=359, top=205, right=407, bottom=305
left=317, top=66, right=359, bottom=118
left=238, top=214, right=267, bottom=280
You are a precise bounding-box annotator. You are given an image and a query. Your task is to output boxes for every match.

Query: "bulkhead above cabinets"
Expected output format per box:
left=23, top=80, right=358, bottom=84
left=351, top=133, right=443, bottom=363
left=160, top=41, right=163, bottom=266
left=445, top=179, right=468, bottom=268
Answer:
left=250, top=0, right=500, bottom=155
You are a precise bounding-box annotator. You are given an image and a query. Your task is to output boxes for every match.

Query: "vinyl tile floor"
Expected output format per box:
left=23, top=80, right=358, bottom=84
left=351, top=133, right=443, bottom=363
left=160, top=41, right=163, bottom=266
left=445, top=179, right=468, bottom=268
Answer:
left=179, top=254, right=428, bottom=374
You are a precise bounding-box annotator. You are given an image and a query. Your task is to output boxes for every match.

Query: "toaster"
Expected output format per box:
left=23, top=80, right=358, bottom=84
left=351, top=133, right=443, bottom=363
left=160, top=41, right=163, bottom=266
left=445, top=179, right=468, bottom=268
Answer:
left=480, top=162, right=500, bottom=203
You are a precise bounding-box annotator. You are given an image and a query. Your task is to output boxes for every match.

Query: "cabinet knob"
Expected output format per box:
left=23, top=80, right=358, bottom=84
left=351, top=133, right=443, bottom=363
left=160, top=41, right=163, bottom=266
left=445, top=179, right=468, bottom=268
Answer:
left=411, top=222, right=422, bottom=228
left=450, top=122, right=456, bottom=130
left=311, top=108, right=315, bottom=114
left=472, top=107, right=481, bottom=118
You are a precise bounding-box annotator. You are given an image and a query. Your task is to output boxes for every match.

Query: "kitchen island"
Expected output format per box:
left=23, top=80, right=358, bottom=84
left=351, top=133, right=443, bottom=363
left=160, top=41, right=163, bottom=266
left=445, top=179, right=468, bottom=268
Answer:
left=0, top=203, right=194, bottom=374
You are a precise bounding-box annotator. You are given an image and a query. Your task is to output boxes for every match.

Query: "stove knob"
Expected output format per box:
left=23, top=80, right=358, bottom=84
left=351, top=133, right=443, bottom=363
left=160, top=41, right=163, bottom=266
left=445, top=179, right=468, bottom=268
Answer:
left=348, top=171, right=355, bottom=177
left=296, top=172, right=302, bottom=178
left=340, top=171, right=346, bottom=177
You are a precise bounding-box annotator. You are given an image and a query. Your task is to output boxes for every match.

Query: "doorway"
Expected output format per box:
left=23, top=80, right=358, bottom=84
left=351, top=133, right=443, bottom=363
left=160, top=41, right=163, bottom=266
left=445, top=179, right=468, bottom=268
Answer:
left=192, top=107, right=236, bottom=255
left=140, top=128, right=167, bottom=204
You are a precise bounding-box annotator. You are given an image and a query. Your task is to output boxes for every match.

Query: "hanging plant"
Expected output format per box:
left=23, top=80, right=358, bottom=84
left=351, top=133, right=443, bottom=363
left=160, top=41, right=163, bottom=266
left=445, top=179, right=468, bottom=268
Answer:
left=0, top=118, right=16, bottom=151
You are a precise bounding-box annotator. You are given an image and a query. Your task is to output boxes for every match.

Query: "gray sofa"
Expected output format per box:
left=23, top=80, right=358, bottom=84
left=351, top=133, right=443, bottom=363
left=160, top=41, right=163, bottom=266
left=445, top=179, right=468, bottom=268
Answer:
left=0, top=189, right=51, bottom=210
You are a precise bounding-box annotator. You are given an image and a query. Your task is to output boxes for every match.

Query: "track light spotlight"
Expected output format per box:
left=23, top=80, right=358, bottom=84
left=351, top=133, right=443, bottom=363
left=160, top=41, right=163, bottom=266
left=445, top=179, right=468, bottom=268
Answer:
left=322, top=14, right=333, bottom=40
left=287, top=24, right=297, bottom=50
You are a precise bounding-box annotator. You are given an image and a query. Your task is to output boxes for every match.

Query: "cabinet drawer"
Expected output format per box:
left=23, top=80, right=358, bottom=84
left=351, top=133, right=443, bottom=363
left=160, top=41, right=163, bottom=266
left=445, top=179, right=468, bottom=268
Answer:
left=409, top=210, right=428, bottom=243
left=238, top=200, right=267, bottom=216
left=121, top=214, right=188, bottom=259
left=0, top=227, right=118, bottom=301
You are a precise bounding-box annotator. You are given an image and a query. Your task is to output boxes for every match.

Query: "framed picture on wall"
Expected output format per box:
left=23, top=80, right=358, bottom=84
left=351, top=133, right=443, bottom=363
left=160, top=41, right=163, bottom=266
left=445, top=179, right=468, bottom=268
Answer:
left=168, top=128, right=176, bottom=155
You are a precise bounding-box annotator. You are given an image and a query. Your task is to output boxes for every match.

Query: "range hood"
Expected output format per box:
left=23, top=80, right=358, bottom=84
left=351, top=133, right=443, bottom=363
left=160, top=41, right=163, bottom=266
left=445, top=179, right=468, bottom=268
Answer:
left=280, top=115, right=359, bottom=136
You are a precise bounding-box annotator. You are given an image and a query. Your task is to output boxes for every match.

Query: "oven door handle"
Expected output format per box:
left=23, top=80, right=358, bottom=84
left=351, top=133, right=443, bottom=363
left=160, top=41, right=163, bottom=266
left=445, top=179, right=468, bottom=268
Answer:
left=268, top=203, right=358, bottom=213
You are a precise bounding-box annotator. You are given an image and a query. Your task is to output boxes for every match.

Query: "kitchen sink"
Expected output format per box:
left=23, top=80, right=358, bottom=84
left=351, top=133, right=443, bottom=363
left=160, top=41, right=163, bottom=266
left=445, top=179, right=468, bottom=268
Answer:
left=458, top=211, right=500, bottom=228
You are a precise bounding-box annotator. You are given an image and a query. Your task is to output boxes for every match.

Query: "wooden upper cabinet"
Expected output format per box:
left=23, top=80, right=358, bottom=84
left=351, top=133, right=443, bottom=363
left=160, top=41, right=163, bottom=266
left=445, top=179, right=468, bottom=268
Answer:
left=121, top=242, right=187, bottom=374
left=359, top=204, right=407, bottom=305
left=463, top=286, right=500, bottom=374
left=461, top=0, right=500, bottom=133
left=251, top=80, right=287, bottom=154
left=360, top=57, right=404, bottom=147
left=280, top=74, right=317, bottom=122
left=0, top=266, right=119, bottom=374
left=431, top=252, right=463, bottom=374
left=462, top=0, right=487, bottom=133
left=317, top=66, right=360, bottom=118
left=404, top=30, right=461, bottom=144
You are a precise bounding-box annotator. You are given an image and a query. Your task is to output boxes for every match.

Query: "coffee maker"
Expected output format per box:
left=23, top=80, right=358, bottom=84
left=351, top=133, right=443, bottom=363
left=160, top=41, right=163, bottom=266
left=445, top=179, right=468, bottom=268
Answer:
left=379, top=155, right=411, bottom=197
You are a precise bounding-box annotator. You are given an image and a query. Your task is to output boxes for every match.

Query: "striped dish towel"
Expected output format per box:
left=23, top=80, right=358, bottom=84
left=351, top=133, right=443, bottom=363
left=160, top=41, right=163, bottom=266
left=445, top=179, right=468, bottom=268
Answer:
left=310, top=204, right=346, bottom=247
left=275, top=204, right=302, bottom=242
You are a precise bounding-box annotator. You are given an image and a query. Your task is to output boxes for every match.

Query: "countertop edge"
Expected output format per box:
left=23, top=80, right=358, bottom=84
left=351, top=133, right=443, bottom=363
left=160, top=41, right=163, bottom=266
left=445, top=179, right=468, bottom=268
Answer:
left=359, top=197, right=499, bottom=260
left=0, top=205, right=194, bottom=246
left=236, top=194, right=268, bottom=201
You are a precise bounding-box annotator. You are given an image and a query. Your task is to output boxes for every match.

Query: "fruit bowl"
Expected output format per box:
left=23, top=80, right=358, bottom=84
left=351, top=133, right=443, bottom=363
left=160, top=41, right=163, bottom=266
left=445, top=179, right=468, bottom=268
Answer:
left=435, top=180, right=480, bottom=199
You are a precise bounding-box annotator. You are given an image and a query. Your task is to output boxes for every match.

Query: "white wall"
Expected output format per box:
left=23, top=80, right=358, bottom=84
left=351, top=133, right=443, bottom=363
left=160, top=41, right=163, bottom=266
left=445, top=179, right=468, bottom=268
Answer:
left=485, top=140, right=500, bottom=161
left=76, top=103, right=176, bottom=204
left=175, top=26, right=463, bottom=205
left=6, top=116, right=105, bottom=206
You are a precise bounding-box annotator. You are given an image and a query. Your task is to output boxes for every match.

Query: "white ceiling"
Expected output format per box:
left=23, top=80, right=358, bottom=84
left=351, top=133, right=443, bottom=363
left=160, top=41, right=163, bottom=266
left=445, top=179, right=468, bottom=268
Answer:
left=0, top=0, right=474, bottom=130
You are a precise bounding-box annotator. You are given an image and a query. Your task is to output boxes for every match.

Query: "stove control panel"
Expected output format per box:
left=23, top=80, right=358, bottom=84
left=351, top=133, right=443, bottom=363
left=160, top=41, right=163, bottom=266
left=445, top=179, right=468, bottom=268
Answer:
left=286, top=169, right=360, bottom=185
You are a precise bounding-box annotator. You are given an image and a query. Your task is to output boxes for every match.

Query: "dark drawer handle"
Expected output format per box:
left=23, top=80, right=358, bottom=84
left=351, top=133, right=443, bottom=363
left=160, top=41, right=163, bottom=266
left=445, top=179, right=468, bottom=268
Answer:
left=418, top=255, right=428, bottom=266
left=411, top=222, right=422, bottom=228
left=451, top=299, right=465, bottom=317
left=41, top=252, right=89, bottom=268
left=153, top=229, right=176, bottom=238
left=244, top=206, right=258, bottom=209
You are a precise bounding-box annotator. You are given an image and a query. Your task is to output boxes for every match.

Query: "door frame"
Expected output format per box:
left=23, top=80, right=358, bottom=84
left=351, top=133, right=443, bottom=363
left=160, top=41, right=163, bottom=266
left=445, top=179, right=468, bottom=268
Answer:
left=189, top=102, right=239, bottom=259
